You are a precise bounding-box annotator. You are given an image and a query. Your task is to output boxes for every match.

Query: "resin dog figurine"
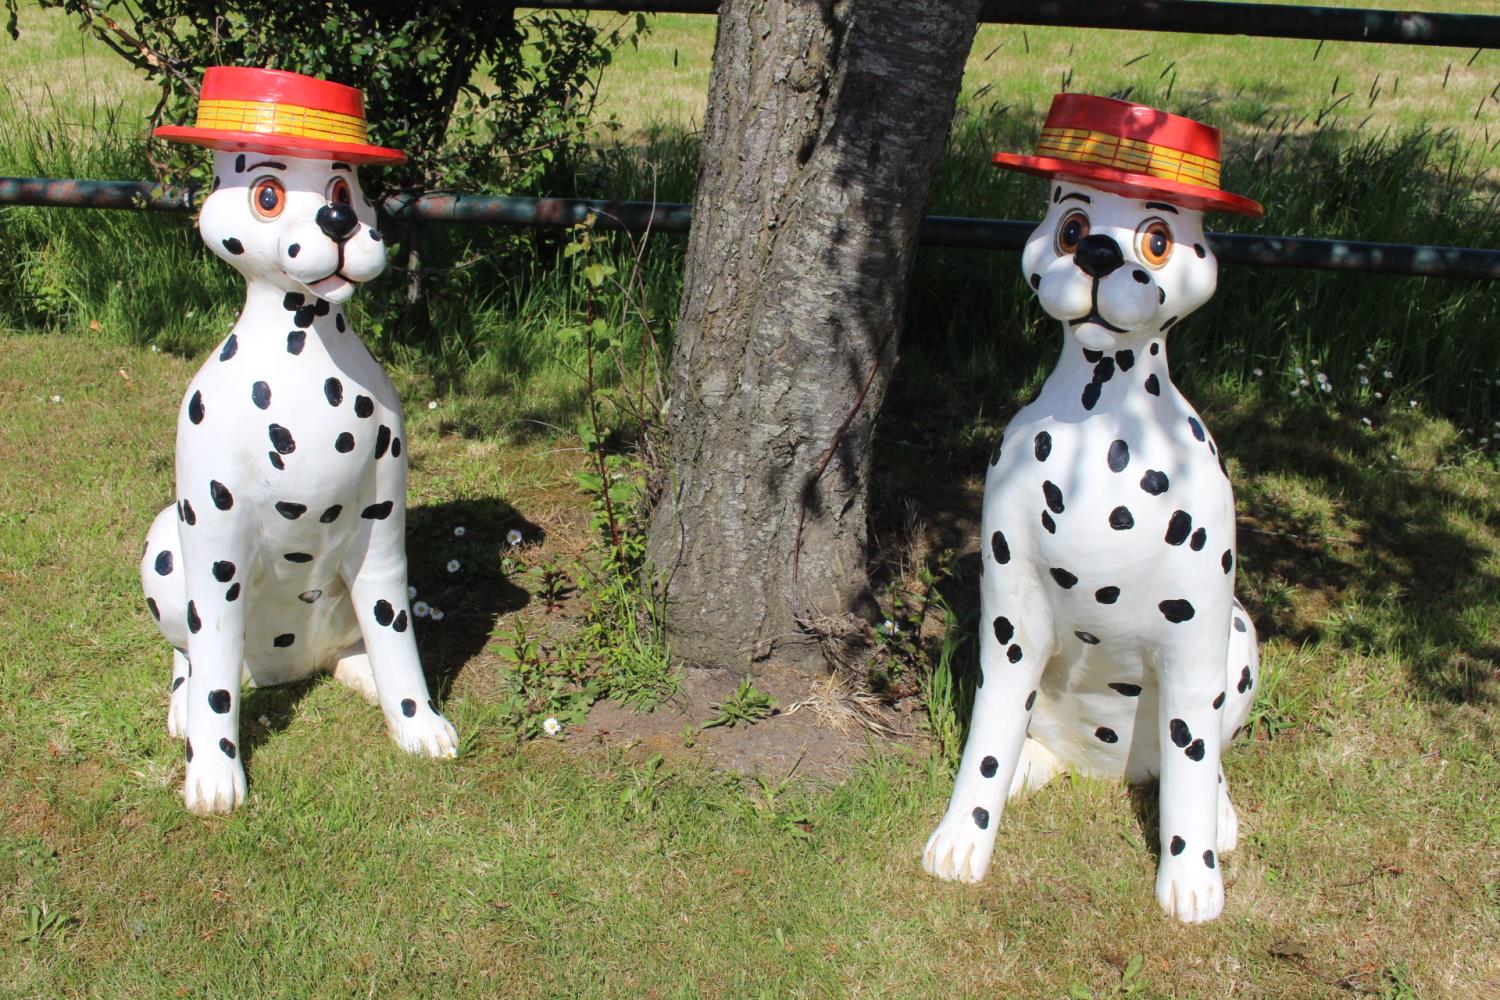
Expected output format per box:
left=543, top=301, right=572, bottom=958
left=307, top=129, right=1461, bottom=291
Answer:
left=141, top=67, right=457, bottom=814
left=923, top=94, right=1263, bottom=923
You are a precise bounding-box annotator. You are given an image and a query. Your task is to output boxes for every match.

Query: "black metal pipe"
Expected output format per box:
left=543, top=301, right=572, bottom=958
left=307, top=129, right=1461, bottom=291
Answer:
left=523, top=0, right=1500, bottom=49
left=6, top=178, right=1499, bottom=280
left=0, top=176, right=199, bottom=212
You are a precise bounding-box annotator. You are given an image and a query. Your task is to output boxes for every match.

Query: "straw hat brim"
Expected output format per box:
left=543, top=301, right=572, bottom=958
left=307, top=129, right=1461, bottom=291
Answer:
left=992, top=152, right=1262, bottom=217
left=154, top=125, right=407, bottom=166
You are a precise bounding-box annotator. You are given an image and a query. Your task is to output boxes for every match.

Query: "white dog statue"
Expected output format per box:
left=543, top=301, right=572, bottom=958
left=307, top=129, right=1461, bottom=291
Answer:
left=142, top=67, right=457, bottom=814
left=923, top=94, right=1264, bottom=923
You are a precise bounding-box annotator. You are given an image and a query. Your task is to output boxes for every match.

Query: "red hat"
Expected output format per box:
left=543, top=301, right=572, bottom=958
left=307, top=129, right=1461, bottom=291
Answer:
left=154, top=66, right=406, bottom=166
left=992, top=93, right=1261, bottom=217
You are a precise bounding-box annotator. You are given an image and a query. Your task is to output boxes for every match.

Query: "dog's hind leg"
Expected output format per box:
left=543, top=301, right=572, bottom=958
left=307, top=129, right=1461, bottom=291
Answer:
left=1007, top=737, right=1062, bottom=801
left=331, top=644, right=378, bottom=705
left=141, top=505, right=192, bottom=738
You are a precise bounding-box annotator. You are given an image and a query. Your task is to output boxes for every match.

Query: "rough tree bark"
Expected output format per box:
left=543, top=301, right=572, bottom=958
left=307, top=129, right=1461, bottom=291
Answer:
left=647, top=0, right=980, bottom=670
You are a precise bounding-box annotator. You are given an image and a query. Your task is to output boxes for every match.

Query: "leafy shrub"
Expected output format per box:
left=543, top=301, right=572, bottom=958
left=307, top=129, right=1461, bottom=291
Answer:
left=7, top=1, right=643, bottom=196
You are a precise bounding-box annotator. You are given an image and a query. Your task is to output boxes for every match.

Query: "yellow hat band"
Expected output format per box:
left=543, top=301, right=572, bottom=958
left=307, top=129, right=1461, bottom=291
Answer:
left=1036, top=126, right=1222, bottom=189
left=194, top=98, right=369, bottom=146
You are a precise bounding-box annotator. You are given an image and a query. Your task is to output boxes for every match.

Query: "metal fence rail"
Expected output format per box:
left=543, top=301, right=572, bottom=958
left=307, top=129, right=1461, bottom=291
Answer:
left=6, top=178, right=1497, bottom=281
left=527, top=0, right=1500, bottom=49
left=5, top=3, right=1498, bottom=277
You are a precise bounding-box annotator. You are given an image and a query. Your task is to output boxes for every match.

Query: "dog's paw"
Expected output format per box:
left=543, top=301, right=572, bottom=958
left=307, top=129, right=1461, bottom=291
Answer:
left=183, top=752, right=247, bottom=815
left=1217, top=780, right=1239, bottom=855
left=389, top=706, right=459, bottom=759
left=922, top=810, right=998, bottom=883
left=167, top=684, right=188, bottom=740
left=1155, top=858, right=1225, bottom=924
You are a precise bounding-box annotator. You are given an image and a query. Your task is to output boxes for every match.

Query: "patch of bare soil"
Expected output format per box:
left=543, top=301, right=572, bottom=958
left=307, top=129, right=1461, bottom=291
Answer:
left=575, top=662, right=922, bottom=782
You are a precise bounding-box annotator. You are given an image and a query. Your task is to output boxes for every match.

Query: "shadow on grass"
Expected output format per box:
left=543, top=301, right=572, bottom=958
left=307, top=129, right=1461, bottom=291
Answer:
left=238, top=496, right=538, bottom=764
left=874, top=385, right=1499, bottom=729
left=1218, top=394, right=1500, bottom=706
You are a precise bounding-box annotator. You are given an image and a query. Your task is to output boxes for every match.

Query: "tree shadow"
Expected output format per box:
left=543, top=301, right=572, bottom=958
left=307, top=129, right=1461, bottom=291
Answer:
left=238, top=496, right=538, bottom=763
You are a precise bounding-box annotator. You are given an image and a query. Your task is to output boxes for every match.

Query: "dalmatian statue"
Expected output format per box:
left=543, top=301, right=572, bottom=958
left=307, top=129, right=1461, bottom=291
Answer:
left=923, top=95, right=1264, bottom=923
left=141, top=67, right=457, bottom=814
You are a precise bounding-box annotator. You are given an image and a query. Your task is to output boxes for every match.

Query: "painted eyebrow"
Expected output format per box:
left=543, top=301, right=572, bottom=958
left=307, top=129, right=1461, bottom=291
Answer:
left=246, top=160, right=287, bottom=172
left=1145, top=201, right=1179, bottom=214
left=331, top=162, right=351, bottom=172
left=1060, top=192, right=1092, bottom=204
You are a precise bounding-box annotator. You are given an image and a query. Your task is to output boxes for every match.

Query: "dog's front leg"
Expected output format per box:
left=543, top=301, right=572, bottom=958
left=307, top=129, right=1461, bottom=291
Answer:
left=178, top=494, right=251, bottom=815
left=343, top=502, right=458, bottom=758
left=1153, top=617, right=1231, bottom=923
left=923, top=557, right=1055, bottom=883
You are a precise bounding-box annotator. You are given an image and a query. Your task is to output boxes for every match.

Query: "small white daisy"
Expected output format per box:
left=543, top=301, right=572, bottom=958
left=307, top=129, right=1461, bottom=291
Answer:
left=506, top=529, right=523, bottom=547
left=446, top=559, right=461, bottom=573
left=150, top=344, right=161, bottom=353
left=453, top=526, right=466, bottom=538
left=1252, top=368, right=1264, bottom=377
left=1361, top=417, right=1373, bottom=427
left=258, top=715, right=271, bottom=728
left=408, top=585, right=418, bottom=599
left=1383, top=370, right=1394, bottom=379
left=413, top=601, right=431, bottom=618
left=50, top=394, right=61, bottom=403
left=543, top=717, right=562, bottom=736
left=428, top=400, right=438, bottom=410
left=1408, top=399, right=1418, bottom=408
left=1374, top=392, right=1384, bottom=400
left=430, top=608, right=445, bottom=621
left=1290, top=388, right=1301, bottom=397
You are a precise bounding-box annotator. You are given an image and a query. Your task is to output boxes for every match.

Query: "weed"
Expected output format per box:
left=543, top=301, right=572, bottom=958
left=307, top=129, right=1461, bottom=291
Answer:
left=1066, top=953, right=1149, bottom=999
left=530, top=557, right=575, bottom=612
left=701, top=677, right=777, bottom=730
left=16, top=901, right=73, bottom=944
left=492, top=617, right=596, bottom=739
left=618, top=752, right=667, bottom=820
left=748, top=768, right=815, bottom=840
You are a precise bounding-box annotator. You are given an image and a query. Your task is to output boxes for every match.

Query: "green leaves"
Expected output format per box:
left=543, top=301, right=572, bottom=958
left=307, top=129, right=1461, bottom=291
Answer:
left=701, top=678, right=778, bottom=730
left=27, top=1, right=648, bottom=199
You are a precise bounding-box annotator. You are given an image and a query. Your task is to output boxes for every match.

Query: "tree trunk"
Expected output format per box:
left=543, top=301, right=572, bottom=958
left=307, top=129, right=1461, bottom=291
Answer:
left=647, top=0, right=980, bottom=671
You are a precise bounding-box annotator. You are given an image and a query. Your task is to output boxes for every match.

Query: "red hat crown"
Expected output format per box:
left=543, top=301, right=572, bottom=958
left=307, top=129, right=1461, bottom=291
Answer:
left=992, top=93, right=1261, bottom=217
left=154, top=66, right=406, bottom=166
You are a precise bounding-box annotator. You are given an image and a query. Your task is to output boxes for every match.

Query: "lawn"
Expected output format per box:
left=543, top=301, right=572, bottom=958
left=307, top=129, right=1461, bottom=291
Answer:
left=2, top=2, right=1500, bottom=997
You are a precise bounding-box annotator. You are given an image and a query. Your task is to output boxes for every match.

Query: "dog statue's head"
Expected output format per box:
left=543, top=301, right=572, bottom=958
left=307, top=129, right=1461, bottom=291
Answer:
left=1021, top=182, right=1218, bottom=351
left=198, top=151, right=387, bottom=304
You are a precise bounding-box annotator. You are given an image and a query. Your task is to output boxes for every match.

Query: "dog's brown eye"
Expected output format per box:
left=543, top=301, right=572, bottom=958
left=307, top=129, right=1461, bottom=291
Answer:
left=251, top=177, right=285, bottom=220
left=1137, top=218, right=1173, bottom=267
left=327, top=177, right=352, bottom=206
left=1055, top=210, right=1090, bottom=255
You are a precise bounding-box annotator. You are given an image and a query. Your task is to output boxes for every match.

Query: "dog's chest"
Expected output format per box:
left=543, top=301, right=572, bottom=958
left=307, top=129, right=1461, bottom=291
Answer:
left=177, top=319, right=405, bottom=545
left=985, top=358, right=1235, bottom=597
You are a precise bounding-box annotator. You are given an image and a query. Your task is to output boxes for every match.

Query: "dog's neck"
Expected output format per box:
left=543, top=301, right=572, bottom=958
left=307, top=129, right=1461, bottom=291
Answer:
left=233, top=280, right=348, bottom=338
left=1042, top=325, right=1177, bottom=417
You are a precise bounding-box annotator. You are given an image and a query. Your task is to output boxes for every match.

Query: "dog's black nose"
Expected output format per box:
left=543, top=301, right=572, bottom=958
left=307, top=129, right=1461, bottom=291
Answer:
left=1074, top=234, right=1125, bottom=279
left=316, top=203, right=359, bottom=241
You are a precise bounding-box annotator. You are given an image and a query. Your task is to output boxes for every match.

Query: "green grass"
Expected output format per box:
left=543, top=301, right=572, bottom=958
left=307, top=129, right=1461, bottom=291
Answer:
left=2, top=333, right=1497, bottom=996
left=2, top=5, right=1500, bottom=994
